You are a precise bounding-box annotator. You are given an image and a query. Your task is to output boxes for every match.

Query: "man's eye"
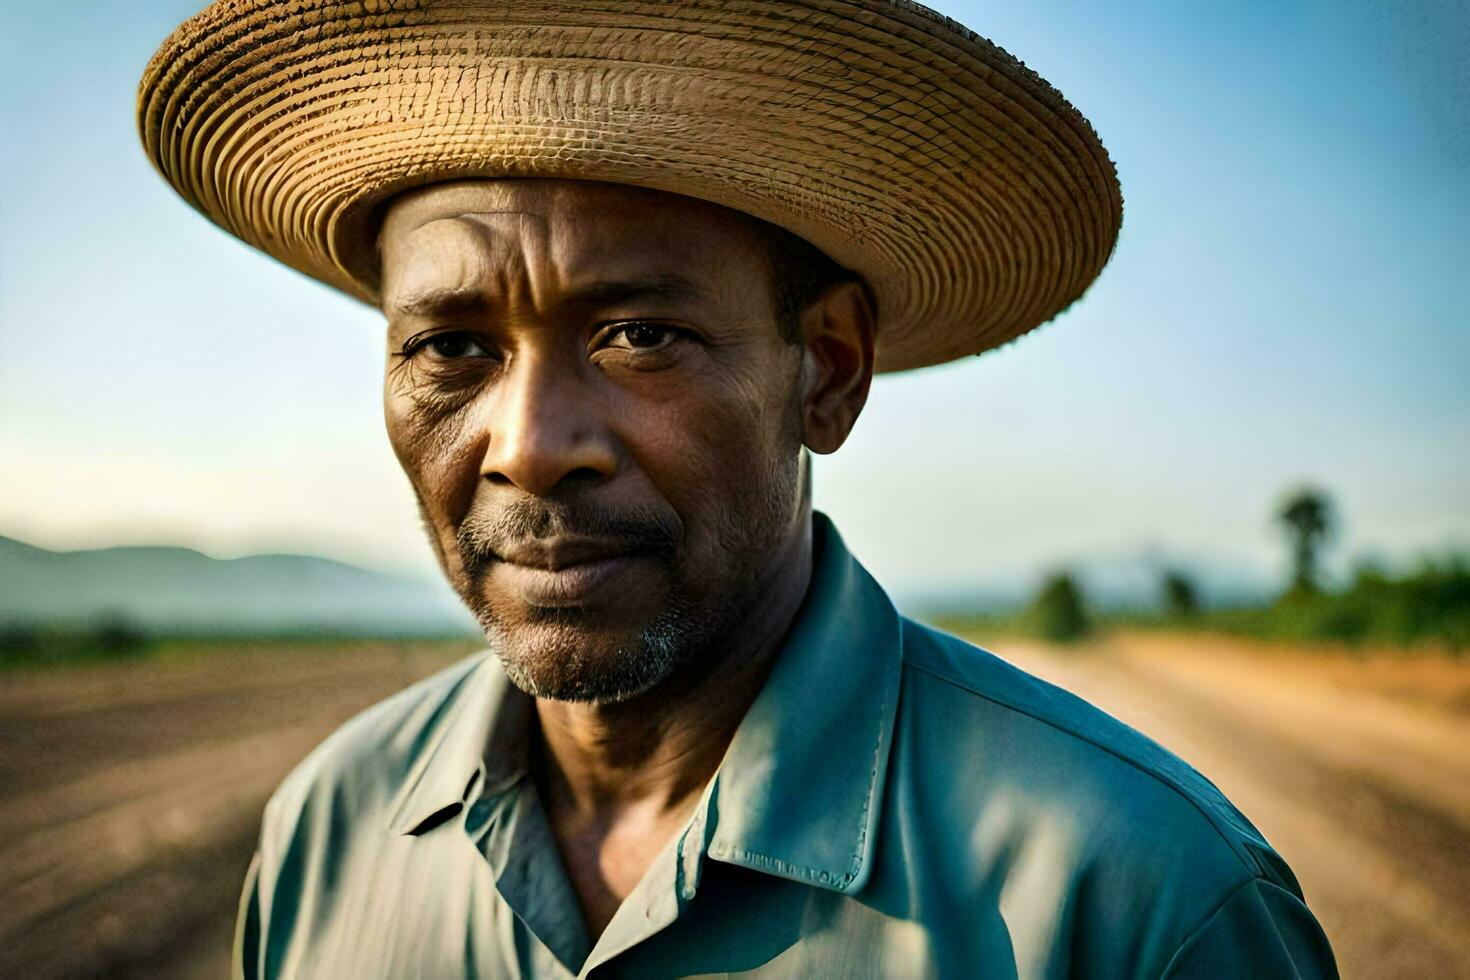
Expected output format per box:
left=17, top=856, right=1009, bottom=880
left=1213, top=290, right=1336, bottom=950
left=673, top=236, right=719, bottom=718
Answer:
left=607, top=322, right=679, bottom=351
left=406, top=332, right=492, bottom=359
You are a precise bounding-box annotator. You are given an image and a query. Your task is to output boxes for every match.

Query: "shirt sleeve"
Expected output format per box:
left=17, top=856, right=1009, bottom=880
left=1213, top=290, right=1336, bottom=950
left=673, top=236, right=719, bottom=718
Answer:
left=232, top=850, right=265, bottom=980
left=1161, top=876, right=1339, bottom=979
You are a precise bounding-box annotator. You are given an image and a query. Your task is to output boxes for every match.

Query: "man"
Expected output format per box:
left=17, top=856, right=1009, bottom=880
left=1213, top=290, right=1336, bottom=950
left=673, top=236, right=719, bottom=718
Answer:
left=139, top=2, right=1337, bottom=977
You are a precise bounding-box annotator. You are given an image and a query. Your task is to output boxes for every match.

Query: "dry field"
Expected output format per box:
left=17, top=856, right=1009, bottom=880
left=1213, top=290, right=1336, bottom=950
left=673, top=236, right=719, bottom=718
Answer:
left=1, top=632, right=1467, bottom=978
left=0, top=642, right=477, bottom=979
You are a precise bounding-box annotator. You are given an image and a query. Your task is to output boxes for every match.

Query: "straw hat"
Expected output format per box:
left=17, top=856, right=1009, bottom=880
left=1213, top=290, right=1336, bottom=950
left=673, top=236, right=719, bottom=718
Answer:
left=137, top=0, right=1122, bottom=373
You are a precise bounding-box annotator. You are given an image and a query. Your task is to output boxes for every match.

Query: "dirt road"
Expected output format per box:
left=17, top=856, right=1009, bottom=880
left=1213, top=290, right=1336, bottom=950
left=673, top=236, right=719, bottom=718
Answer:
left=1, top=633, right=1466, bottom=978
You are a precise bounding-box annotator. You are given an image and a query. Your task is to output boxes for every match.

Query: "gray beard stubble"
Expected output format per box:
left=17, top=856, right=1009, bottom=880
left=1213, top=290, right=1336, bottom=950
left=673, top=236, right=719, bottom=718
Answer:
left=453, top=446, right=801, bottom=705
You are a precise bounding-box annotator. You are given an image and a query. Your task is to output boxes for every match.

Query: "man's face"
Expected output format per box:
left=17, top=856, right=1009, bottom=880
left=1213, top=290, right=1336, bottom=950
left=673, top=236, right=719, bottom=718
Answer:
left=379, top=179, right=811, bottom=704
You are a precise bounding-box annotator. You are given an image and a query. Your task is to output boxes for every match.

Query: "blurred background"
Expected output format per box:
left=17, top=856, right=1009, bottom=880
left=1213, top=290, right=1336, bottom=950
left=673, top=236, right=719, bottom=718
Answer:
left=2, top=1, right=1467, bottom=977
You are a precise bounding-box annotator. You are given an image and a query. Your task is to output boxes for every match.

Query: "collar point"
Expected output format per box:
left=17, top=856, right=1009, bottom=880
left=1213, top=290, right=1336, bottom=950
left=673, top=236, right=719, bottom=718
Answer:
left=712, top=843, right=871, bottom=896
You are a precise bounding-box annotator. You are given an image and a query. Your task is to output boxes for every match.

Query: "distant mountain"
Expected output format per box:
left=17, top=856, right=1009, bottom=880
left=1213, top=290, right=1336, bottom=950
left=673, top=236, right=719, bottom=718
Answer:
left=0, top=535, right=479, bottom=635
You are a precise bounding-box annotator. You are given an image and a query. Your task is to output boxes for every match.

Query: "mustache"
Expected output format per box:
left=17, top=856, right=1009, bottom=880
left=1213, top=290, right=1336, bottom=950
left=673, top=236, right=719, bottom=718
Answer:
left=456, top=497, right=680, bottom=575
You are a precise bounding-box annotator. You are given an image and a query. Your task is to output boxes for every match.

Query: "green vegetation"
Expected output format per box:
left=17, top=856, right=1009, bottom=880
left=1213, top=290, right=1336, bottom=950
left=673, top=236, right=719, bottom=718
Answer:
left=0, top=617, right=484, bottom=671
left=1276, top=486, right=1334, bottom=596
left=937, top=487, right=1467, bottom=655
left=0, top=615, right=153, bottom=668
left=1222, top=485, right=1468, bottom=651
left=1196, top=557, right=1470, bottom=652
left=1161, top=569, right=1200, bottom=619
left=1026, top=571, right=1091, bottom=643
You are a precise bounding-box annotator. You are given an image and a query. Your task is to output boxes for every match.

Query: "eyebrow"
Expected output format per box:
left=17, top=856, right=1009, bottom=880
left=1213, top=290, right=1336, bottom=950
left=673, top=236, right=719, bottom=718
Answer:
left=388, top=288, right=491, bottom=319
left=387, top=273, right=707, bottom=320
left=568, top=273, right=706, bottom=309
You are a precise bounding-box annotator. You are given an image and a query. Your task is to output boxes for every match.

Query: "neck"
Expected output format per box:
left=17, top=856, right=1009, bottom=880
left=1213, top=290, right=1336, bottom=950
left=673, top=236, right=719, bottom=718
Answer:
left=533, top=514, right=814, bottom=819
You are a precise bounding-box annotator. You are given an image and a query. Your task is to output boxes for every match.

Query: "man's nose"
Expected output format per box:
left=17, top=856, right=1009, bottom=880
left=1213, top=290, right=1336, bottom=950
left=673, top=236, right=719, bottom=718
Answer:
left=479, top=353, right=619, bottom=497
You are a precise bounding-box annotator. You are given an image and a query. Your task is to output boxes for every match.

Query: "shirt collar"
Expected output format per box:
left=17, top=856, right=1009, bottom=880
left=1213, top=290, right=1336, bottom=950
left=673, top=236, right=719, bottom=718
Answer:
left=702, top=511, right=902, bottom=893
left=386, top=511, right=903, bottom=896
left=385, top=653, right=531, bottom=836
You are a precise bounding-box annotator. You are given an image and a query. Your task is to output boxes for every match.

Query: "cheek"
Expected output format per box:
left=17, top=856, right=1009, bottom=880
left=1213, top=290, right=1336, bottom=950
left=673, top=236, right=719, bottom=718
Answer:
left=620, top=359, right=800, bottom=533
left=384, top=383, right=486, bottom=529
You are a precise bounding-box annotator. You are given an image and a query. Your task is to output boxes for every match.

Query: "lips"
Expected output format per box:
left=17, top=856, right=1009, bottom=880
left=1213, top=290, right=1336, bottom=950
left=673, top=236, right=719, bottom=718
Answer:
left=494, top=536, right=645, bottom=571
left=489, top=537, right=655, bottom=607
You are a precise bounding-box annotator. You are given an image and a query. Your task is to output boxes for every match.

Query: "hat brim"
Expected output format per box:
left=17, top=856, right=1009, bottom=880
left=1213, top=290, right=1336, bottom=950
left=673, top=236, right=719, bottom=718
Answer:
left=138, top=0, right=1122, bottom=373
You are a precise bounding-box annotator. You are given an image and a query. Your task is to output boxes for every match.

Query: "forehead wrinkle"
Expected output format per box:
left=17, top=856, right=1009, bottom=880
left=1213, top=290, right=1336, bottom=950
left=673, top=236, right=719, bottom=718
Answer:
left=383, top=184, right=776, bottom=332
left=385, top=217, right=490, bottom=305
left=458, top=211, right=560, bottom=316
left=387, top=211, right=561, bottom=320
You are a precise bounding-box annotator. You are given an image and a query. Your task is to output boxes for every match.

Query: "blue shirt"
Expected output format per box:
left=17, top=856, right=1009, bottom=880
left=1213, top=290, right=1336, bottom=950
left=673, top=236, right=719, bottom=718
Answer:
left=236, top=512, right=1337, bottom=978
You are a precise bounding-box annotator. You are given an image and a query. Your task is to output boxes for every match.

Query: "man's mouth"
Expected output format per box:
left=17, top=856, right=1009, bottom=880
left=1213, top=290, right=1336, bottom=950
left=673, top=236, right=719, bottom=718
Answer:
left=489, top=537, right=656, bottom=607
left=494, top=536, right=647, bottom=571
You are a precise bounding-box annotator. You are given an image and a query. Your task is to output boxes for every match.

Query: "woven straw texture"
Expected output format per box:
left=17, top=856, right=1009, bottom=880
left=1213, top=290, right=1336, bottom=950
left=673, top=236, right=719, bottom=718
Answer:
left=138, top=0, right=1122, bottom=372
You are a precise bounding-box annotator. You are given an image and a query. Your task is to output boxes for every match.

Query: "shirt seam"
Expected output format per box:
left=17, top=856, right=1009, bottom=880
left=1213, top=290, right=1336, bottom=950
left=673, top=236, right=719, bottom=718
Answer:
left=842, top=619, right=896, bottom=885
left=903, top=658, right=1259, bottom=878
left=1158, top=875, right=1269, bottom=977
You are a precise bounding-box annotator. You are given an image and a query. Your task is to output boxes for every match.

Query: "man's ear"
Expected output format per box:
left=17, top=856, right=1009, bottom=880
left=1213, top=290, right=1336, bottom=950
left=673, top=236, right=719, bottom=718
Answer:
left=799, top=279, right=876, bottom=455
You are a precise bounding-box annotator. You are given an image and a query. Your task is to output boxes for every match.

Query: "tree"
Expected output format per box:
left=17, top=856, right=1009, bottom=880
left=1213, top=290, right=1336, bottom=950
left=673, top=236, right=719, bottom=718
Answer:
left=1161, top=569, right=1199, bottom=618
left=94, top=612, right=147, bottom=655
left=1276, top=487, right=1334, bottom=596
left=0, top=622, right=40, bottom=661
left=1028, top=571, right=1090, bottom=643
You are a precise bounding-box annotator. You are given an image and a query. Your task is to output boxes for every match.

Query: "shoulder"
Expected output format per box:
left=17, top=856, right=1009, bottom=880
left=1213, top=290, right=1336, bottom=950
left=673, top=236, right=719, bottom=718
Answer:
left=257, top=650, right=490, bottom=854
left=896, top=617, right=1284, bottom=879
left=885, top=619, right=1325, bottom=971
left=237, top=650, right=494, bottom=976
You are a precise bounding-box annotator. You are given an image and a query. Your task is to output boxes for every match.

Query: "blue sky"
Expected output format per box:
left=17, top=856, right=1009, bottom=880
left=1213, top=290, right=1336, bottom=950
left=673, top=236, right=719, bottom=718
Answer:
left=1, top=1, right=1465, bottom=604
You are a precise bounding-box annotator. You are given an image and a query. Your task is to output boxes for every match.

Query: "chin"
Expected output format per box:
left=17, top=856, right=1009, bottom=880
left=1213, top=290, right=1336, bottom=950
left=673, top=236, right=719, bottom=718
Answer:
left=477, top=608, right=695, bottom=705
